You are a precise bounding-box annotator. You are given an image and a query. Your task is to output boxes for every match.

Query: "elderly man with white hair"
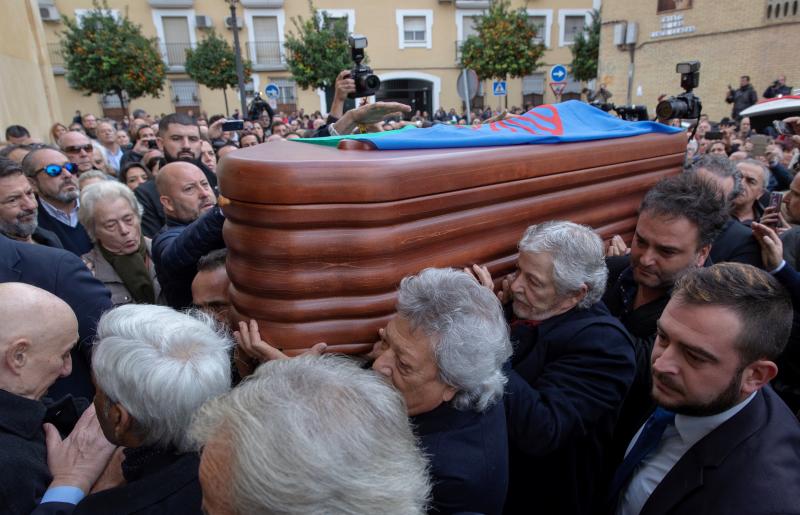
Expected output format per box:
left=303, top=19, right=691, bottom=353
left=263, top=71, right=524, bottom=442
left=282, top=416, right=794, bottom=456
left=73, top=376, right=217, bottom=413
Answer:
left=190, top=355, right=431, bottom=515
left=471, top=221, right=636, bottom=515
left=372, top=267, right=512, bottom=514
left=42, top=304, right=232, bottom=514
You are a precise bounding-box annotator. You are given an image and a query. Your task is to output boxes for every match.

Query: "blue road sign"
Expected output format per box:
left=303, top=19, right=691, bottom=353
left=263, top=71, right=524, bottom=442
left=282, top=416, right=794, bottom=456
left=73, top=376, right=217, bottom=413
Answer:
left=550, top=65, right=567, bottom=82
left=265, top=84, right=280, bottom=99
left=492, top=80, right=507, bottom=96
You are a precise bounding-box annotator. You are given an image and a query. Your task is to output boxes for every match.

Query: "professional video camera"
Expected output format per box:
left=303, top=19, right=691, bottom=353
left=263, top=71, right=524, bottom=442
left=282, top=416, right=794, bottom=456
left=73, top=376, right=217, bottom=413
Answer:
left=590, top=102, right=649, bottom=122
left=348, top=35, right=380, bottom=98
left=656, top=61, right=702, bottom=120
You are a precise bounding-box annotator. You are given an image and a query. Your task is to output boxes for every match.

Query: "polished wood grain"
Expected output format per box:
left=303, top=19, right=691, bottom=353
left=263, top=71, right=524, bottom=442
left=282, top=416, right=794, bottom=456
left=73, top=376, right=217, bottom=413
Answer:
left=218, top=132, right=686, bottom=354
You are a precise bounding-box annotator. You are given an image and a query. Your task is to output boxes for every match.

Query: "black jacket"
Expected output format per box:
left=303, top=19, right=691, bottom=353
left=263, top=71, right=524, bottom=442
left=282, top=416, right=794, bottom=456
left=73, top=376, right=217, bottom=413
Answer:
left=36, top=206, right=92, bottom=257
left=725, top=84, right=757, bottom=119
left=709, top=219, right=763, bottom=269
left=503, top=302, right=636, bottom=515
left=151, top=207, right=226, bottom=309
left=773, top=263, right=800, bottom=413
left=412, top=400, right=508, bottom=515
left=0, top=235, right=112, bottom=399
left=0, top=392, right=86, bottom=515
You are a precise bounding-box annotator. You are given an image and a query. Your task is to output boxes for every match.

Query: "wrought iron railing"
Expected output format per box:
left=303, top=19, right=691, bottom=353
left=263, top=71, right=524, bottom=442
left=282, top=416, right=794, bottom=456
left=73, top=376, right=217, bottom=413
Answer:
left=245, top=40, right=284, bottom=67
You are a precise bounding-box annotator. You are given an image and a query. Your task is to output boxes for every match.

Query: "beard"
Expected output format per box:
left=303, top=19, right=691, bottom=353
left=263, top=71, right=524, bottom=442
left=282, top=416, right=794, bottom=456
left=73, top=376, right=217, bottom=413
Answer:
left=653, top=364, right=745, bottom=417
left=54, top=188, right=79, bottom=203
left=0, top=209, right=38, bottom=239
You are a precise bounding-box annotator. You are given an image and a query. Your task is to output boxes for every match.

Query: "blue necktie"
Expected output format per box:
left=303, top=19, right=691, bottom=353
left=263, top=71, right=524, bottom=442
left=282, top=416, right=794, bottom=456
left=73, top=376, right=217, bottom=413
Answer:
left=608, top=407, right=676, bottom=504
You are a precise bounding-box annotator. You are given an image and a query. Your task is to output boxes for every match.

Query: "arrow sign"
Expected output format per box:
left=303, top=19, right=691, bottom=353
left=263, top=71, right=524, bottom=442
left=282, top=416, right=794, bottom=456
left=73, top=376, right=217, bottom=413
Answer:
left=550, top=65, right=567, bottom=83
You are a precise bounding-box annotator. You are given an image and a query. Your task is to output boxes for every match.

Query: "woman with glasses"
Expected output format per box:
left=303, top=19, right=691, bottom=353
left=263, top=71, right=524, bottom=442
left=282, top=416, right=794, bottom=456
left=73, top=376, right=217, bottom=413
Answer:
left=78, top=181, right=161, bottom=306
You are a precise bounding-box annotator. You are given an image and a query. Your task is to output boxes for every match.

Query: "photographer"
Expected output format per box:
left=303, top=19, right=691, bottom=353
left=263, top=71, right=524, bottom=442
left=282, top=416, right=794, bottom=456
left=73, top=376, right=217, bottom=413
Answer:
left=763, top=75, right=792, bottom=99
left=725, top=75, right=758, bottom=120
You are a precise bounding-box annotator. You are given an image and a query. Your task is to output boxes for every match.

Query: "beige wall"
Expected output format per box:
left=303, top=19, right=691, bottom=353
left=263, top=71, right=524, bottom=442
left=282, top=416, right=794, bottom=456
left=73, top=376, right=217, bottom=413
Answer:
left=0, top=0, right=62, bottom=142
left=598, top=0, right=800, bottom=121
left=34, top=0, right=598, bottom=125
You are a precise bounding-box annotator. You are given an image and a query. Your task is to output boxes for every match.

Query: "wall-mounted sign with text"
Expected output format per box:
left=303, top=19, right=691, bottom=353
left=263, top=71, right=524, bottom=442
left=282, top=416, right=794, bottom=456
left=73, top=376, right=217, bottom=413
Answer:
left=650, top=14, right=696, bottom=39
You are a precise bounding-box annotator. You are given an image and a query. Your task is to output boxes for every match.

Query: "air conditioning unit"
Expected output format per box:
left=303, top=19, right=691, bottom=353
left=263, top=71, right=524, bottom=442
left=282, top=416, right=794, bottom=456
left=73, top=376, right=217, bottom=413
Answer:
left=196, top=15, right=213, bottom=29
left=39, top=5, right=60, bottom=22
left=613, top=23, right=627, bottom=46
left=225, top=17, right=242, bottom=30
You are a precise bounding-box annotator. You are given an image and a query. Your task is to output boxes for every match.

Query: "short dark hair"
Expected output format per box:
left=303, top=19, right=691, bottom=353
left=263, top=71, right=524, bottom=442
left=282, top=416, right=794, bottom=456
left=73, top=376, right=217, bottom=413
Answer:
left=5, top=125, right=30, bottom=140
left=673, top=263, right=792, bottom=364
left=20, top=145, right=64, bottom=178
left=271, top=121, right=286, bottom=130
left=132, top=108, right=148, bottom=119
left=158, top=113, right=198, bottom=136
left=688, top=154, right=742, bottom=201
left=0, top=144, right=35, bottom=159
left=0, top=157, right=23, bottom=179
left=741, top=75, right=750, bottom=81
left=197, top=248, right=227, bottom=272
left=640, top=173, right=728, bottom=248
left=119, top=161, right=151, bottom=185
left=208, top=114, right=225, bottom=126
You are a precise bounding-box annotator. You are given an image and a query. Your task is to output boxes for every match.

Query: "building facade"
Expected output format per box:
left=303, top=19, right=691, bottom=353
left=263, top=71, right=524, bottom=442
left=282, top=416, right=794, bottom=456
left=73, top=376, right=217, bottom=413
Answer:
left=26, top=0, right=599, bottom=128
left=597, top=0, right=800, bottom=121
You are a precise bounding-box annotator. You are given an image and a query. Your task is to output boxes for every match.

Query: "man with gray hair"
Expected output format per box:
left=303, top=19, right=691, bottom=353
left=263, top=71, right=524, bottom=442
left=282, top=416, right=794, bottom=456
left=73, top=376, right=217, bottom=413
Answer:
left=191, top=355, right=431, bottom=515
left=41, top=304, right=232, bottom=513
left=688, top=154, right=763, bottom=267
left=372, top=267, right=512, bottom=514
left=731, top=159, right=770, bottom=225
left=472, top=220, right=635, bottom=515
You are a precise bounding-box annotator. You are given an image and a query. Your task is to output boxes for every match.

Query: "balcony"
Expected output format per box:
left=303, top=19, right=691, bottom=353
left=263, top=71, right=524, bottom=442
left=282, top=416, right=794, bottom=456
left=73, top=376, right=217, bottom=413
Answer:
left=160, top=41, right=195, bottom=71
left=246, top=40, right=286, bottom=70
left=47, top=42, right=65, bottom=74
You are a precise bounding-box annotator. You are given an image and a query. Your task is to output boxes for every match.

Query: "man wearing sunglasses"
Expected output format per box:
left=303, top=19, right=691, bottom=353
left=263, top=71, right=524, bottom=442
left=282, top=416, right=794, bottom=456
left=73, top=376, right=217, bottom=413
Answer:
left=21, top=147, right=92, bottom=256
left=58, top=131, right=95, bottom=175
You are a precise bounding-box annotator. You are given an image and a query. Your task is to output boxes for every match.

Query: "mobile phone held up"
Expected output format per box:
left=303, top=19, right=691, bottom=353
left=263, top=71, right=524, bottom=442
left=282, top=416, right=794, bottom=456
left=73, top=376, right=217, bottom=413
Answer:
left=222, top=120, right=244, bottom=132
left=763, top=192, right=784, bottom=229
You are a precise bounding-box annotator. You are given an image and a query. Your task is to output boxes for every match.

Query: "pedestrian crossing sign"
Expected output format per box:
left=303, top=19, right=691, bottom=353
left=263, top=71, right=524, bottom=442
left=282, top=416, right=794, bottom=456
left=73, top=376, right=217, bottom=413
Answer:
left=493, top=81, right=507, bottom=96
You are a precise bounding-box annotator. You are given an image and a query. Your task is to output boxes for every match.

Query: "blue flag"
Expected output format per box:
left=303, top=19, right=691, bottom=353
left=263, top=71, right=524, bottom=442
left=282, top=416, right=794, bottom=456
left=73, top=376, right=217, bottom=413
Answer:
left=346, top=100, right=682, bottom=150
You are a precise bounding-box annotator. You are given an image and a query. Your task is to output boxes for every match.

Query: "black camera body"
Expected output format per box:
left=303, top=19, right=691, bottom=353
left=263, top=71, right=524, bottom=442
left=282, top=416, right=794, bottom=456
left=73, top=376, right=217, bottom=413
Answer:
left=590, top=102, right=649, bottom=121
left=656, top=61, right=702, bottom=120
left=348, top=35, right=380, bottom=99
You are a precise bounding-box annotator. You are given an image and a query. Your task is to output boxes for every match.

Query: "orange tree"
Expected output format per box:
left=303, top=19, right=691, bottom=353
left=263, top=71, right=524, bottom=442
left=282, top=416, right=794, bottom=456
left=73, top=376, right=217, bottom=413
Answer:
left=60, top=1, right=165, bottom=116
left=459, top=0, right=545, bottom=107
left=185, top=31, right=253, bottom=116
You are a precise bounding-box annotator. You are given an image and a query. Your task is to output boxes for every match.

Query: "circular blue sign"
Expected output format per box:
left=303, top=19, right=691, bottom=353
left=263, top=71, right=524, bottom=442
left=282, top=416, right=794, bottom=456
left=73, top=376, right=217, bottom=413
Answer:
left=550, top=65, right=567, bottom=82
left=265, top=84, right=280, bottom=99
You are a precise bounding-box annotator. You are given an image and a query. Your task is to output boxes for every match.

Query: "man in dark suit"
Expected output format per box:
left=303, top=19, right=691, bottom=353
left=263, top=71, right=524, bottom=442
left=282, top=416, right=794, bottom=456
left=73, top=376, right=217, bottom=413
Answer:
left=0, top=234, right=111, bottom=399
left=609, top=263, right=800, bottom=515
left=689, top=154, right=763, bottom=268
left=371, top=268, right=512, bottom=514
left=473, top=221, right=636, bottom=515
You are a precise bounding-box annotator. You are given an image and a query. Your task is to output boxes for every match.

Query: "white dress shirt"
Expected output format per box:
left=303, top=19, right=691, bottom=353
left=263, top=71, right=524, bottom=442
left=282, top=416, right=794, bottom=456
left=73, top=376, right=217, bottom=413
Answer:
left=616, top=391, right=757, bottom=515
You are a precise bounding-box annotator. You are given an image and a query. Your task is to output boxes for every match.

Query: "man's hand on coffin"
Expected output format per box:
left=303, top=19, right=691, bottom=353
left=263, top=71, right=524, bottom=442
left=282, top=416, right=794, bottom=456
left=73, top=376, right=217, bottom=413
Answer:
left=235, top=319, right=327, bottom=363
left=606, top=234, right=630, bottom=257
left=752, top=222, right=785, bottom=271
left=464, top=264, right=514, bottom=304
left=332, top=101, right=412, bottom=135
left=483, top=110, right=520, bottom=125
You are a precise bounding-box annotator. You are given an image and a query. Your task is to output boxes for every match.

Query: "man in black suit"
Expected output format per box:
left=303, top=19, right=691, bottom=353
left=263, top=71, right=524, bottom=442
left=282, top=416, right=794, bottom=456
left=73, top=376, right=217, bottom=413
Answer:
left=610, top=263, right=800, bottom=515
left=473, top=221, right=636, bottom=515
left=689, top=154, right=763, bottom=268
left=0, top=234, right=111, bottom=399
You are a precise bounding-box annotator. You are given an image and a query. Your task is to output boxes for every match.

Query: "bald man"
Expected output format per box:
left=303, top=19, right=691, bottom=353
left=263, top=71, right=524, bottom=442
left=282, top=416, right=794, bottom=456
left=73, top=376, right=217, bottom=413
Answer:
left=151, top=161, right=225, bottom=309
left=0, top=283, right=115, bottom=515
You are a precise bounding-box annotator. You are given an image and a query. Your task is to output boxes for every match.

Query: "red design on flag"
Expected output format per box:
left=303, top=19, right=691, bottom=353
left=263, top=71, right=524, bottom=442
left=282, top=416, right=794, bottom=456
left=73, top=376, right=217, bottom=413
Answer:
left=518, top=105, right=564, bottom=136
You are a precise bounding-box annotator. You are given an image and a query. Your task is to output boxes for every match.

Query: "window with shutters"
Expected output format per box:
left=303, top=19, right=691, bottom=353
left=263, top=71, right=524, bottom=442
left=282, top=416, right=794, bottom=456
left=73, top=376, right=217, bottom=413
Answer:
left=396, top=10, right=433, bottom=49
left=527, top=10, right=553, bottom=48
left=404, top=17, right=426, bottom=43
left=251, top=16, right=280, bottom=66
left=559, top=10, right=589, bottom=46
left=162, top=16, right=192, bottom=66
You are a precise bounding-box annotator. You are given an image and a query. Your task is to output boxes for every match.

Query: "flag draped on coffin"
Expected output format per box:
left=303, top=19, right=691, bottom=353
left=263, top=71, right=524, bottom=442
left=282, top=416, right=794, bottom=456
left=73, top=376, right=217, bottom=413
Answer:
left=297, top=100, right=683, bottom=150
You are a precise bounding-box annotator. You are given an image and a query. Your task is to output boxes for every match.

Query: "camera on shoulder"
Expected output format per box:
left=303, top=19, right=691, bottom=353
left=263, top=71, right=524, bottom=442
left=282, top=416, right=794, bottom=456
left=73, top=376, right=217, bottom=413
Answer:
left=348, top=35, right=381, bottom=99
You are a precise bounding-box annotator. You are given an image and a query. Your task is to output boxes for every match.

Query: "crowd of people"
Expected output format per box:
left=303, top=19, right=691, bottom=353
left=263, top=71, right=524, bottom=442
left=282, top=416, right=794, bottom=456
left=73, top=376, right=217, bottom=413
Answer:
left=1, top=66, right=800, bottom=515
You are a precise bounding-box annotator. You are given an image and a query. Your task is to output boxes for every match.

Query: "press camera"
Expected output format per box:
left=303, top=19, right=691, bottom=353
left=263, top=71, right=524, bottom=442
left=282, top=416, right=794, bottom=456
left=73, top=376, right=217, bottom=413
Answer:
left=348, top=35, right=381, bottom=99
left=656, top=61, right=702, bottom=120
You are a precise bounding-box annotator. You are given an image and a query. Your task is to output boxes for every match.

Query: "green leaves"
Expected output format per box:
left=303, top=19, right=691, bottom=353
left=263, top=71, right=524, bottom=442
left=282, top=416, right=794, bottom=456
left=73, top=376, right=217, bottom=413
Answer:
left=459, top=0, right=545, bottom=82
left=59, top=0, right=165, bottom=111
left=284, top=3, right=351, bottom=90
left=570, top=9, right=600, bottom=83
left=185, top=30, right=253, bottom=91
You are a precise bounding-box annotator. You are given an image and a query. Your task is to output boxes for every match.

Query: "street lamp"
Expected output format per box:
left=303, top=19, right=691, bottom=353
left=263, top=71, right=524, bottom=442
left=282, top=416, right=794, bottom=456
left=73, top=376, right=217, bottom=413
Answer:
left=225, top=0, right=248, bottom=118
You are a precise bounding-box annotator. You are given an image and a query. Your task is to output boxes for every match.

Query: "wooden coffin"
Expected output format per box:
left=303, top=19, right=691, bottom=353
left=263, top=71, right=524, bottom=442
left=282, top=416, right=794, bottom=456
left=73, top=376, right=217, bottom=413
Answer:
left=218, top=132, right=686, bottom=355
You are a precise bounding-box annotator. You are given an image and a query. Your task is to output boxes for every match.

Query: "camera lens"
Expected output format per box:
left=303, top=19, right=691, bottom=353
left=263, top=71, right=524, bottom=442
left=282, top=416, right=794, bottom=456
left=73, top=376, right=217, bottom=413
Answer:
left=365, top=75, right=380, bottom=90
left=656, top=98, right=686, bottom=119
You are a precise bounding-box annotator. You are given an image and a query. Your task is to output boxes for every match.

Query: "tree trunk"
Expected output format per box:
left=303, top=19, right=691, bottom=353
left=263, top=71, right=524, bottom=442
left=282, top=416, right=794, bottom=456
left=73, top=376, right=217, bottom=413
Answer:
left=223, top=88, right=230, bottom=117
left=117, top=90, right=128, bottom=118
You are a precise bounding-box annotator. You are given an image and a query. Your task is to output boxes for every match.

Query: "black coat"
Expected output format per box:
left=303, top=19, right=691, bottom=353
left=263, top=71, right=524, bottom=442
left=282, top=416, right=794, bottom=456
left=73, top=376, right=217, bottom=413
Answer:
left=0, top=392, right=87, bottom=515
left=133, top=179, right=165, bottom=239
left=773, top=263, right=800, bottom=413
left=151, top=207, right=225, bottom=309
left=503, top=302, right=636, bottom=515
left=412, top=400, right=508, bottom=515
left=709, top=219, right=763, bottom=269
left=36, top=206, right=92, bottom=257
left=635, top=387, right=800, bottom=515
left=0, top=235, right=112, bottom=399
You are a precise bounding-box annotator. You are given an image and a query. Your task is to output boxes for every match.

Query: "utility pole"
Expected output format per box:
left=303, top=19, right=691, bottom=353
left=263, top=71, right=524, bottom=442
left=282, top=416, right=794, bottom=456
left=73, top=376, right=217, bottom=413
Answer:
left=226, top=0, right=248, bottom=117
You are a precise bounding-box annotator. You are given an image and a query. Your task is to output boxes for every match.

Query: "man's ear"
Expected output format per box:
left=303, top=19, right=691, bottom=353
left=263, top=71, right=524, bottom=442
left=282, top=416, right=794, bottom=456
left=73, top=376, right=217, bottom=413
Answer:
left=741, top=359, right=778, bottom=395
left=159, top=195, right=174, bottom=216
left=5, top=339, right=30, bottom=375
left=695, top=244, right=712, bottom=267
left=559, top=283, right=589, bottom=312
left=27, top=177, right=40, bottom=195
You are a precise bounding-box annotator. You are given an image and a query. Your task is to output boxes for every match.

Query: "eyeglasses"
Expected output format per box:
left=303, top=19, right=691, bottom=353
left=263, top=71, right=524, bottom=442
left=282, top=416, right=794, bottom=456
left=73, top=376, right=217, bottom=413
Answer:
left=37, top=162, right=78, bottom=177
left=63, top=144, right=93, bottom=154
